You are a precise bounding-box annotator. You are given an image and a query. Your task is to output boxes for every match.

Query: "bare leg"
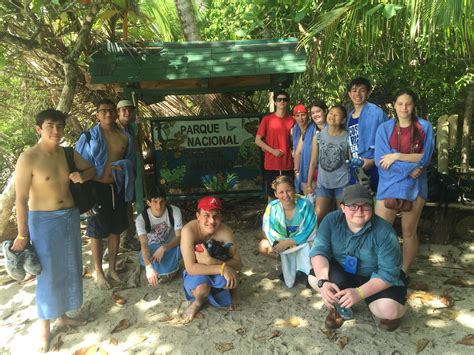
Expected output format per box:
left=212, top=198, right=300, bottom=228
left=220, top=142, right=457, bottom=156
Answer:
left=369, top=298, right=407, bottom=319
left=316, top=197, right=334, bottom=226
left=374, top=200, right=397, bottom=224
left=184, top=284, right=210, bottom=322
left=38, top=319, right=50, bottom=353
left=90, top=238, right=110, bottom=289
left=400, top=197, right=425, bottom=273
left=107, top=233, right=122, bottom=283
left=230, top=288, right=240, bottom=310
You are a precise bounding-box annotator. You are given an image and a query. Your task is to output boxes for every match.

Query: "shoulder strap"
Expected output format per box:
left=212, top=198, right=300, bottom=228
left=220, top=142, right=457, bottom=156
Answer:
left=63, top=147, right=76, bottom=173
left=167, top=204, right=174, bottom=228
left=142, top=209, right=151, bottom=234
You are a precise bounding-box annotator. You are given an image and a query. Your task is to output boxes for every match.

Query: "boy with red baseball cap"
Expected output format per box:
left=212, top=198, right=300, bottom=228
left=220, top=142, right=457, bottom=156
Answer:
left=180, top=196, right=242, bottom=322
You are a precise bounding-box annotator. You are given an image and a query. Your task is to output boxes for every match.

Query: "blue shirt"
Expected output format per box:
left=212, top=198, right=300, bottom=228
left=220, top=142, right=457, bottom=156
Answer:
left=309, top=210, right=404, bottom=286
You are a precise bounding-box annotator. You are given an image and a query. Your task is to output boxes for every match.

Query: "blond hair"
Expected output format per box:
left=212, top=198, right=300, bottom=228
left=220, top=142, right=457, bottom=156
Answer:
left=271, top=175, right=295, bottom=191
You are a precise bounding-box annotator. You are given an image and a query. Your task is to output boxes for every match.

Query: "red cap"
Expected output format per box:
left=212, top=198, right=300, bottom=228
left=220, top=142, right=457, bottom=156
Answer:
left=293, top=103, right=307, bottom=115
left=197, top=196, right=223, bottom=211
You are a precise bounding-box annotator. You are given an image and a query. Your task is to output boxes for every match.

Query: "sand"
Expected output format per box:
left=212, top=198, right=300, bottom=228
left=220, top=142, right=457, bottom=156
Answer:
left=1, top=207, right=474, bottom=354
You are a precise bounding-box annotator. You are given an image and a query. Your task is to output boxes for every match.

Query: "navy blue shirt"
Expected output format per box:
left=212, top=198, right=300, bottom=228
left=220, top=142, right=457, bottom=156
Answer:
left=310, top=210, right=403, bottom=286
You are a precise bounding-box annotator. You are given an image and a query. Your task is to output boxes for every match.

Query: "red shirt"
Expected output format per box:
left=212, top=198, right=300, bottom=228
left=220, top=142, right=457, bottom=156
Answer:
left=256, top=113, right=295, bottom=170
left=389, top=123, right=425, bottom=154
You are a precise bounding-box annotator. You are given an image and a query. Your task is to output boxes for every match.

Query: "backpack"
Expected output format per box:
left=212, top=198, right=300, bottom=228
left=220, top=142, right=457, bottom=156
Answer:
left=142, top=204, right=175, bottom=234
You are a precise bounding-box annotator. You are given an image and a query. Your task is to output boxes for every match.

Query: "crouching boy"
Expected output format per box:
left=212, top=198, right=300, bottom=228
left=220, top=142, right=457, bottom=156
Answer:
left=136, top=186, right=183, bottom=286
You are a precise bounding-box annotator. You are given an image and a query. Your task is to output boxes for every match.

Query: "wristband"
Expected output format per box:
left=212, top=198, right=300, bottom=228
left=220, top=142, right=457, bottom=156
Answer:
left=16, top=235, right=28, bottom=240
left=220, top=263, right=226, bottom=276
left=145, top=265, right=154, bottom=279
left=356, top=287, right=365, bottom=300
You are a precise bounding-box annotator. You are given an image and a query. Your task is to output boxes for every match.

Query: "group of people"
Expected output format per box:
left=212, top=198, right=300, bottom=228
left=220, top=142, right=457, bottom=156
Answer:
left=255, top=77, right=434, bottom=330
left=8, top=75, right=434, bottom=351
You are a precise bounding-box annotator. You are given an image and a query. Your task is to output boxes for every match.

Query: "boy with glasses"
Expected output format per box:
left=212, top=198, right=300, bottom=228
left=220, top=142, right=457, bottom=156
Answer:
left=308, top=185, right=407, bottom=331
left=76, top=99, right=135, bottom=289
left=255, top=90, right=295, bottom=201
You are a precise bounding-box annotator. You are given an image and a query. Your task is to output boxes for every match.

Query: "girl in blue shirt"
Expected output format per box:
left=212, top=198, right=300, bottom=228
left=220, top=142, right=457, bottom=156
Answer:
left=375, top=89, right=434, bottom=273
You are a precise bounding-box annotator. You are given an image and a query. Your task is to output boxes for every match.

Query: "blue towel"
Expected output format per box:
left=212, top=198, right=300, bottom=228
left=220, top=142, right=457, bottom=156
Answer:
left=28, top=208, right=83, bottom=320
left=183, top=272, right=232, bottom=308
left=139, top=245, right=181, bottom=276
left=111, top=159, right=135, bottom=202
left=76, top=124, right=135, bottom=200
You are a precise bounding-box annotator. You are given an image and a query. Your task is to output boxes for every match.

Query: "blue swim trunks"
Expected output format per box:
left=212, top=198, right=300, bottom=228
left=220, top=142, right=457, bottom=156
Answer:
left=183, top=271, right=232, bottom=308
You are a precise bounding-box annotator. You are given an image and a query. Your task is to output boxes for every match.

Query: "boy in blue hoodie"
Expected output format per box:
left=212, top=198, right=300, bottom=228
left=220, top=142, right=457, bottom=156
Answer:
left=346, top=77, right=387, bottom=192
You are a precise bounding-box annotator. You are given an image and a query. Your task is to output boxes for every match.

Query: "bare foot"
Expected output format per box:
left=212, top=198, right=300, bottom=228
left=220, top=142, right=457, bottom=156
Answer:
left=38, top=320, right=50, bottom=353
left=107, top=270, right=122, bottom=284
left=56, top=315, right=87, bottom=328
left=93, top=271, right=111, bottom=290
left=183, top=301, right=203, bottom=323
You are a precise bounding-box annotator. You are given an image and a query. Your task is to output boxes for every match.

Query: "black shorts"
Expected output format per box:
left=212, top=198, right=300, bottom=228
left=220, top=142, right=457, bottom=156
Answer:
left=86, top=182, right=128, bottom=239
left=326, top=260, right=407, bottom=305
left=263, top=169, right=295, bottom=196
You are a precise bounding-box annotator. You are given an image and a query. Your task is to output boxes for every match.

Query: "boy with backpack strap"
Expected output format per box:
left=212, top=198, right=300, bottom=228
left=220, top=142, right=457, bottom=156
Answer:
left=136, top=186, right=183, bottom=286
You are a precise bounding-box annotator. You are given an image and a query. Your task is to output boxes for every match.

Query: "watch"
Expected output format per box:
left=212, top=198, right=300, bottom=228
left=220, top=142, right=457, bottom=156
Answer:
left=317, top=279, right=329, bottom=288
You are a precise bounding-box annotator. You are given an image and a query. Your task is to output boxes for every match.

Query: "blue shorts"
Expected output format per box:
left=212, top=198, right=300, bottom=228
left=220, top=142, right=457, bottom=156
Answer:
left=183, top=271, right=232, bottom=308
left=316, top=185, right=345, bottom=201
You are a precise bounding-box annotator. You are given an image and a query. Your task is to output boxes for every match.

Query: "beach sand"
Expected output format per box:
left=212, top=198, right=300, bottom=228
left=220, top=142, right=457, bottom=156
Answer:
left=1, top=202, right=474, bottom=354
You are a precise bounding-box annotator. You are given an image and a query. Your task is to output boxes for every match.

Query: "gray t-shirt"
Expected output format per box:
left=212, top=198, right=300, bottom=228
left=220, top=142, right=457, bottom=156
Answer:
left=317, top=127, right=350, bottom=189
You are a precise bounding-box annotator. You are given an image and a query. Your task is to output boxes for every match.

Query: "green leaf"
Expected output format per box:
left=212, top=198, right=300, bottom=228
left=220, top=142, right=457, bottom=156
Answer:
left=99, top=9, right=120, bottom=21
left=294, top=9, right=307, bottom=22
left=382, top=3, right=403, bottom=19
left=365, top=4, right=383, bottom=17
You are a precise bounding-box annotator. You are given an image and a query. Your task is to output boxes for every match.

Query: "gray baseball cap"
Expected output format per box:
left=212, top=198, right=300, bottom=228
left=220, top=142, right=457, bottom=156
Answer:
left=117, top=100, right=135, bottom=109
left=342, top=185, right=373, bottom=205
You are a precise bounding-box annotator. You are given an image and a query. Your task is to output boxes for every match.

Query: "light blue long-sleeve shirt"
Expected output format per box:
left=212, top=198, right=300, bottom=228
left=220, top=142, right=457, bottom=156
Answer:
left=347, top=101, right=388, bottom=159
left=309, top=210, right=404, bottom=286
left=75, top=124, right=135, bottom=202
left=375, top=117, right=434, bottom=201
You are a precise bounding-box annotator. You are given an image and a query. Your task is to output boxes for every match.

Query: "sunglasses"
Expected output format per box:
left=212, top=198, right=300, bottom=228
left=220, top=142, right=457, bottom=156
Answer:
left=275, top=97, right=288, bottom=102
left=346, top=203, right=372, bottom=211
left=97, top=108, right=116, bottom=114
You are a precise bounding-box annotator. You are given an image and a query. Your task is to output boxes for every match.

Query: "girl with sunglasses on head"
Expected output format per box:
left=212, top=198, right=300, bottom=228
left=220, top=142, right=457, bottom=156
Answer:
left=302, top=100, right=328, bottom=197
left=374, top=89, right=434, bottom=274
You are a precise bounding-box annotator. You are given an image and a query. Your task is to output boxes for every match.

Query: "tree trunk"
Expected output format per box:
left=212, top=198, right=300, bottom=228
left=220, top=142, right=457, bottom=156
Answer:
left=175, top=0, right=201, bottom=41
left=0, top=175, right=16, bottom=242
left=461, top=83, right=473, bottom=172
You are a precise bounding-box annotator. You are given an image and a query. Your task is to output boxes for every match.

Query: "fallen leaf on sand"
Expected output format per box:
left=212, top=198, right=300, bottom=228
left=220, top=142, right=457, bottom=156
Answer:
left=215, top=342, right=234, bottom=353
left=51, top=335, right=63, bottom=352
left=439, top=295, right=455, bottom=308
left=416, top=338, right=429, bottom=353
left=269, top=330, right=280, bottom=339
left=109, top=338, right=119, bottom=346
left=111, top=319, right=129, bottom=334
left=456, top=334, right=474, bottom=345
left=336, top=336, right=348, bottom=349
left=320, top=327, right=337, bottom=341
left=408, top=291, right=454, bottom=307
left=137, top=335, right=148, bottom=344
left=235, top=327, right=247, bottom=336
left=74, top=345, right=109, bottom=355
left=444, top=276, right=474, bottom=288
left=112, top=293, right=126, bottom=306
left=83, top=268, right=93, bottom=279
left=408, top=280, right=430, bottom=291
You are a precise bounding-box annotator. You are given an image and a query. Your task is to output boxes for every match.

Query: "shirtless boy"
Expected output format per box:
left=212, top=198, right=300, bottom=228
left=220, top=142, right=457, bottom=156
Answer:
left=13, top=109, right=95, bottom=351
left=76, top=99, right=135, bottom=289
left=180, top=197, right=241, bottom=322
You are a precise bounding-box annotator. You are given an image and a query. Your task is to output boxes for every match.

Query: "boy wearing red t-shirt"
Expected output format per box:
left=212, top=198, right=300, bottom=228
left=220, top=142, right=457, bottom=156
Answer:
left=255, top=90, right=295, bottom=200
